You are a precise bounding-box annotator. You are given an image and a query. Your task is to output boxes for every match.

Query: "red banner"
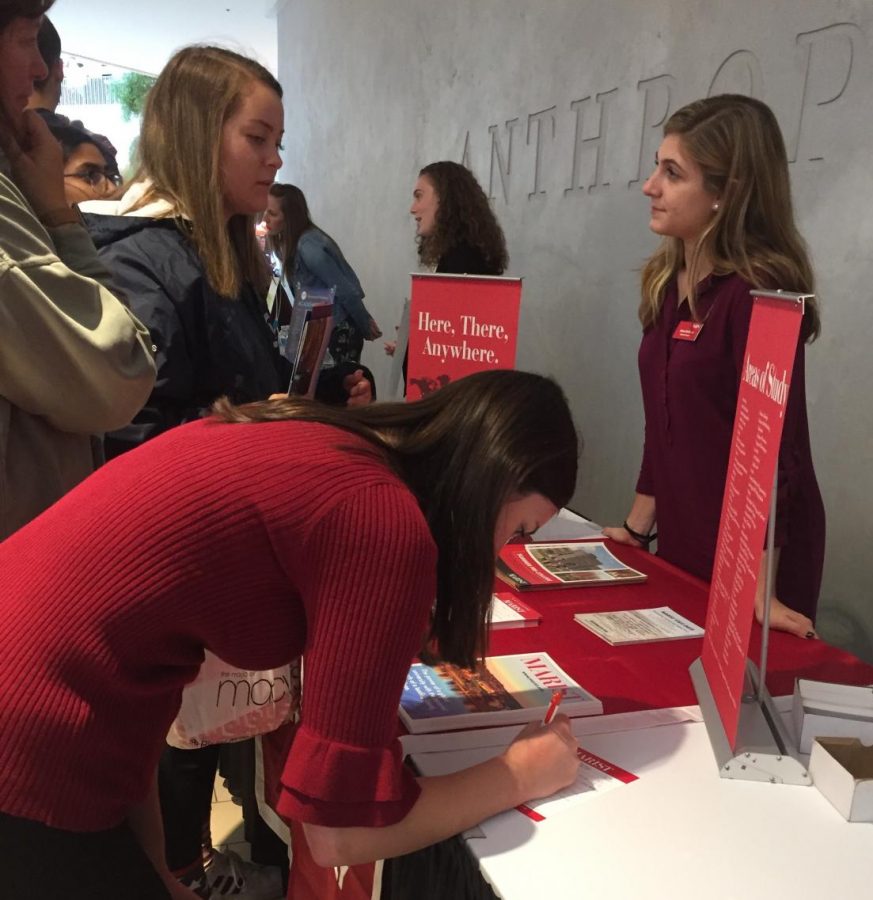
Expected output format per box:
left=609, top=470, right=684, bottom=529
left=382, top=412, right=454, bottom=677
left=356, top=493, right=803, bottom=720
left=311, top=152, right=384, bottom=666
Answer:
left=406, top=274, right=521, bottom=399
left=700, top=293, right=805, bottom=745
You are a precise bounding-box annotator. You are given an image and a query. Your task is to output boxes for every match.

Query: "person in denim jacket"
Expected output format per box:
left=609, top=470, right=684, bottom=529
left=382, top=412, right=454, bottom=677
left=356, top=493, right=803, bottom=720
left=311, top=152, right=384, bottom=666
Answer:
left=264, top=183, right=381, bottom=364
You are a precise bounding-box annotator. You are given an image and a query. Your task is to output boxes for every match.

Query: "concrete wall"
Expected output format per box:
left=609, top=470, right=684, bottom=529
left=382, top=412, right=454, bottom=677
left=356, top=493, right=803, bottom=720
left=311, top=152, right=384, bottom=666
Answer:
left=276, top=0, right=873, bottom=660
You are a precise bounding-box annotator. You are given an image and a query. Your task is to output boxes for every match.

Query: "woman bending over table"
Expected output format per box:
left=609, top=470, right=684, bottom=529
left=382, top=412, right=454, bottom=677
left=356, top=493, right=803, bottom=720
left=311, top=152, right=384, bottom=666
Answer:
left=0, top=369, right=581, bottom=900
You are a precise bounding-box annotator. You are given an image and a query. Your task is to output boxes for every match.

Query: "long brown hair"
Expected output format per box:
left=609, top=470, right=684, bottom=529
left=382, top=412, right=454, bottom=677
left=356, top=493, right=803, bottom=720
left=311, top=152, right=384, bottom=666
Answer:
left=640, top=94, right=819, bottom=341
left=417, top=161, right=508, bottom=274
left=126, top=46, right=282, bottom=298
left=212, top=370, right=579, bottom=667
left=267, top=183, right=314, bottom=267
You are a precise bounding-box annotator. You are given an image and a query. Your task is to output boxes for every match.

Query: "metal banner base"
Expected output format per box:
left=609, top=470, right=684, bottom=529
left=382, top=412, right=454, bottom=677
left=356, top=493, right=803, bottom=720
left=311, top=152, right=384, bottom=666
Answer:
left=690, top=657, right=811, bottom=786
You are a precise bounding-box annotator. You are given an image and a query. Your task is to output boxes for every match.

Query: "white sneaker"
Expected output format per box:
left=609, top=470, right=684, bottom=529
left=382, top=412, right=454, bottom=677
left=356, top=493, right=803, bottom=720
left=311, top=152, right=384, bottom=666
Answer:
left=203, top=848, right=285, bottom=900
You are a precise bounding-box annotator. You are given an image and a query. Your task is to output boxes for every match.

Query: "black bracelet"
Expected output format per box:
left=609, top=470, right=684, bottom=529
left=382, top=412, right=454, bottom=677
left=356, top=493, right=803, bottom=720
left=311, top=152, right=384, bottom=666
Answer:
left=623, top=520, right=657, bottom=546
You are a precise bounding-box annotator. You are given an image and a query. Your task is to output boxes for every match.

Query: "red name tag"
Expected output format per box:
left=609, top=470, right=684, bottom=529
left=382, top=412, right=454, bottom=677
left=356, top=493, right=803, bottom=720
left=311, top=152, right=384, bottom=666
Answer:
left=672, top=320, right=704, bottom=342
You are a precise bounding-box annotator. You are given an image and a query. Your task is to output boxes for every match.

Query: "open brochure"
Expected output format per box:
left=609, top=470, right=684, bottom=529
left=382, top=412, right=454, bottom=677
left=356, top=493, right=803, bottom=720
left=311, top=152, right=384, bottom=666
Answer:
left=399, top=652, right=602, bottom=734
left=575, top=607, right=704, bottom=645
left=489, top=592, right=542, bottom=630
left=497, top=541, right=646, bottom=590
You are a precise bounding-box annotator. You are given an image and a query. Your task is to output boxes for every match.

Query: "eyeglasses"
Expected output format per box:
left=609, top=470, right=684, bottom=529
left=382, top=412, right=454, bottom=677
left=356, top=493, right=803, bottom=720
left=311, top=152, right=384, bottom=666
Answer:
left=64, top=167, right=123, bottom=189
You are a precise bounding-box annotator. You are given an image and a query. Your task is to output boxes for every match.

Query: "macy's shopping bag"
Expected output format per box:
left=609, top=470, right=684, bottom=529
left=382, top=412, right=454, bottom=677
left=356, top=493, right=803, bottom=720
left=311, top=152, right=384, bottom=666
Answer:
left=167, top=652, right=301, bottom=749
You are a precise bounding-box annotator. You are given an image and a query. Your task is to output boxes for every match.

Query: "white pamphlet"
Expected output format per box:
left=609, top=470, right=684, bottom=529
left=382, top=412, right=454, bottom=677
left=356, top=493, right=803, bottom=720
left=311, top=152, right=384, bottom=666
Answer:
left=575, top=607, right=704, bottom=645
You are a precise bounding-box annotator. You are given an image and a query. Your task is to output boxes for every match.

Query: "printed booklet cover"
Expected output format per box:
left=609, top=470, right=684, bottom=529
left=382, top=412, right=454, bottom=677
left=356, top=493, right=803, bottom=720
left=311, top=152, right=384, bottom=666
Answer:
left=574, top=607, right=704, bottom=645
left=489, top=592, right=542, bottom=629
left=287, top=303, right=334, bottom=399
left=497, top=541, right=647, bottom=590
left=399, top=652, right=602, bottom=734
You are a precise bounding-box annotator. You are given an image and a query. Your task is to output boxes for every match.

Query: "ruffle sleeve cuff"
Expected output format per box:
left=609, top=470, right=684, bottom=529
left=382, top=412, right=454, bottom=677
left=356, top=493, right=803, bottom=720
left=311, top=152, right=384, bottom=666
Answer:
left=276, top=724, right=421, bottom=827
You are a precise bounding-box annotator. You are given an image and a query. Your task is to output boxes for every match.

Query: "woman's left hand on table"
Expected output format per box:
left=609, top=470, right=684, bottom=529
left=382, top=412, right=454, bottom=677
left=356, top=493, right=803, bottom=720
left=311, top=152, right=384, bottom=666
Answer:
left=756, top=594, right=816, bottom=639
left=602, top=525, right=644, bottom=547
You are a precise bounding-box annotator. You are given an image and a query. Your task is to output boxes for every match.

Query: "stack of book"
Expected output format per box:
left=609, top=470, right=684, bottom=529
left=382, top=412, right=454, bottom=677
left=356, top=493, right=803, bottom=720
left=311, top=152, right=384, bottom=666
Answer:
left=399, top=652, right=602, bottom=735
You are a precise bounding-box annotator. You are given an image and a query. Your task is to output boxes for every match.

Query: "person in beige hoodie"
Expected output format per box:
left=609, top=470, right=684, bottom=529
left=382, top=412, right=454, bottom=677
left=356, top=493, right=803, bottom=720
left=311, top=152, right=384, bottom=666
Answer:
left=0, top=1, right=155, bottom=539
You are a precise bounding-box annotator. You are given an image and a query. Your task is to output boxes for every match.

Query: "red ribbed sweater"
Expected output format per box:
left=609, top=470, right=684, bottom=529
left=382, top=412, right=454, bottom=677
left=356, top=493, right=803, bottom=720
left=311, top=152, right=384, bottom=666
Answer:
left=0, top=418, right=435, bottom=831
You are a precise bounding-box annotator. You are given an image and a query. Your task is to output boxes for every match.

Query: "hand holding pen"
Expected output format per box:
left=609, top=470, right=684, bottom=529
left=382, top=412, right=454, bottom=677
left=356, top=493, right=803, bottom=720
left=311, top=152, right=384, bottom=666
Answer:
left=502, top=688, right=579, bottom=803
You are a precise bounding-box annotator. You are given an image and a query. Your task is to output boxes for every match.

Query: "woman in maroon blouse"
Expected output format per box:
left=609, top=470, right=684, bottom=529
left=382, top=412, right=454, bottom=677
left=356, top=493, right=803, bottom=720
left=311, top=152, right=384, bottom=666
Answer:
left=604, top=95, right=824, bottom=639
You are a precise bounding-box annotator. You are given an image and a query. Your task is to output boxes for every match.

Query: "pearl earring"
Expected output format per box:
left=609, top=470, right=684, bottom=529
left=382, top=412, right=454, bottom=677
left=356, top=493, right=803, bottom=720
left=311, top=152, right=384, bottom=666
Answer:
left=712, top=202, right=720, bottom=212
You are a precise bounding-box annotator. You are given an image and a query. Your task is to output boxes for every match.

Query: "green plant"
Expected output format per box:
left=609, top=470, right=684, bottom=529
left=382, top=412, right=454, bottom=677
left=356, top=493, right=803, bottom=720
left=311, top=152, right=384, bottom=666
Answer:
left=113, top=72, right=156, bottom=122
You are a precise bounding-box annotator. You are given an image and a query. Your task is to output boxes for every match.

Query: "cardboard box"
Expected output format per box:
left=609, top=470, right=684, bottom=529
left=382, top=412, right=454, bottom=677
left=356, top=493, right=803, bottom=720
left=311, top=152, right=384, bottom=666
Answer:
left=792, top=679, right=873, bottom=754
left=809, top=737, right=873, bottom=822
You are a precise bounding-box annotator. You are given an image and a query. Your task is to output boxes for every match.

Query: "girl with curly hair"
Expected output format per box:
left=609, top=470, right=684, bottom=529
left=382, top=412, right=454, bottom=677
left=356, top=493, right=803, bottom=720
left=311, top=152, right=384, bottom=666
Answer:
left=387, top=162, right=508, bottom=364
left=411, top=160, right=508, bottom=275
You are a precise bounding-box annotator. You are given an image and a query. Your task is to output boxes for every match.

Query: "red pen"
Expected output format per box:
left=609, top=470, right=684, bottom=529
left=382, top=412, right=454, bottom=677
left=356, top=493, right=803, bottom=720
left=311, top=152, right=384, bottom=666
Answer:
left=542, top=689, right=564, bottom=725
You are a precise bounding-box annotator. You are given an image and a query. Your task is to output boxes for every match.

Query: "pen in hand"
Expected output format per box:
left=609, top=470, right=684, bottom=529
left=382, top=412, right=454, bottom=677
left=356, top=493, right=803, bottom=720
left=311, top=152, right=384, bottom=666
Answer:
left=542, top=689, right=565, bottom=725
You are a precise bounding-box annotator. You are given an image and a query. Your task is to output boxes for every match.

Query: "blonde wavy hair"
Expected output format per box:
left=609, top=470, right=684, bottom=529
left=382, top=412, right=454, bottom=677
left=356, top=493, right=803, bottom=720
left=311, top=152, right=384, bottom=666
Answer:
left=126, top=46, right=282, bottom=298
left=640, top=94, right=819, bottom=342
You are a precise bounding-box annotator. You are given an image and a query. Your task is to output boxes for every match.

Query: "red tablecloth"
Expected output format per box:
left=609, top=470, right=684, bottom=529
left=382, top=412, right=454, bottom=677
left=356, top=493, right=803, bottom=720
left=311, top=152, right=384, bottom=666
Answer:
left=264, top=541, right=873, bottom=899
left=486, top=542, right=873, bottom=711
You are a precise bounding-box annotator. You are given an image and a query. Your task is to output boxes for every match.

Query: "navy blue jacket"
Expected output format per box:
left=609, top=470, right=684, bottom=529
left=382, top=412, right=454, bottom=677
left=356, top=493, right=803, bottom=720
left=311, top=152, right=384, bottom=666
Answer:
left=85, top=214, right=290, bottom=457
left=86, top=214, right=375, bottom=458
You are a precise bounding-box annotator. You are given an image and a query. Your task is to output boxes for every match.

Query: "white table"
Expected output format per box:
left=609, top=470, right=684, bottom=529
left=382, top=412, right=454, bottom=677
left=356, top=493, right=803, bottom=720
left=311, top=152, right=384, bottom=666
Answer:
left=411, top=707, right=873, bottom=899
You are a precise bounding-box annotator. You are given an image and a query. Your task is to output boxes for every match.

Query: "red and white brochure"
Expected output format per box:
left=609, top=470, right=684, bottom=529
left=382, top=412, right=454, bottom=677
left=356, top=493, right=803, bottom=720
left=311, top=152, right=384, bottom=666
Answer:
left=489, top=592, right=542, bottom=630
left=516, top=748, right=638, bottom=822
left=497, top=541, right=646, bottom=590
